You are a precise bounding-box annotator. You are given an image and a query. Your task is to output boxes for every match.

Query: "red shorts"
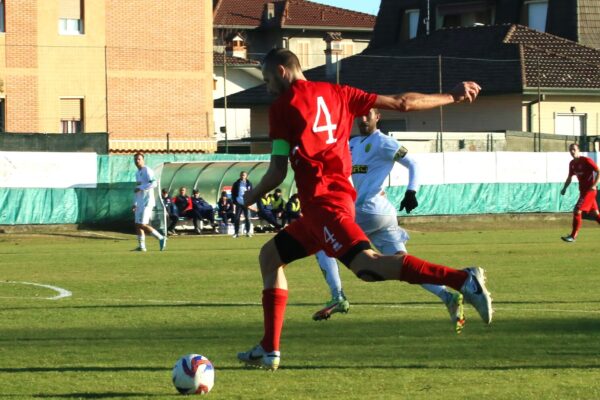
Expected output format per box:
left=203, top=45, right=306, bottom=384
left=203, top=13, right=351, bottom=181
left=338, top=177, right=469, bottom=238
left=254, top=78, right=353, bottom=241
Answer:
left=283, top=194, right=369, bottom=260
left=575, top=189, right=598, bottom=213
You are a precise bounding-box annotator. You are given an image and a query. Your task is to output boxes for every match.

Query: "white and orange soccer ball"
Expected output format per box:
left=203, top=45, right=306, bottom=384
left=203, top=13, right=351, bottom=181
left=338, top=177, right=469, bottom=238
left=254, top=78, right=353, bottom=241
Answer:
left=172, top=354, right=215, bottom=395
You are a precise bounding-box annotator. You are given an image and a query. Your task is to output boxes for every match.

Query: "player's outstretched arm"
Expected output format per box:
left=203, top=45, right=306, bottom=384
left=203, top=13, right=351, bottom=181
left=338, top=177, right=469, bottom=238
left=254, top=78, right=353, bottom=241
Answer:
left=396, top=153, right=420, bottom=213
left=374, top=81, right=481, bottom=112
left=560, top=176, right=572, bottom=196
left=243, top=155, right=288, bottom=207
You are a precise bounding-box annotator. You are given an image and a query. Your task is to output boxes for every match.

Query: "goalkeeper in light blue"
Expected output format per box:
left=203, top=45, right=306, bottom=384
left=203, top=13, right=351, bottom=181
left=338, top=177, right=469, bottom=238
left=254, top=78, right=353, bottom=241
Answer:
left=313, top=108, right=465, bottom=333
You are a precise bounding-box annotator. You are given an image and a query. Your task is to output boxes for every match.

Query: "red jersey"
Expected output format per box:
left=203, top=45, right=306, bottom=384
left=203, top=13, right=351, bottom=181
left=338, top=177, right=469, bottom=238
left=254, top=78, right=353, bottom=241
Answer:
left=568, top=156, right=599, bottom=193
left=269, top=80, right=377, bottom=207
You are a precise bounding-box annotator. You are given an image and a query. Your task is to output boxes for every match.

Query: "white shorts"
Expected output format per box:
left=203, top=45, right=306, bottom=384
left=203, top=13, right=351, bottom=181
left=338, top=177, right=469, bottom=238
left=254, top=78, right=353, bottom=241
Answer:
left=355, top=211, right=409, bottom=255
left=135, top=204, right=154, bottom=225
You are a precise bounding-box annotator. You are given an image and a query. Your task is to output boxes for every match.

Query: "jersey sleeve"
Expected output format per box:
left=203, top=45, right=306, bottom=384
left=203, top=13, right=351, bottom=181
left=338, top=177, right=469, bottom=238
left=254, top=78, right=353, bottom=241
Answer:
left=585, top=157, right=599, bottom=172
left=341, top=85, right=377, bottom=117
left=381, top=135, right=401, bottom=161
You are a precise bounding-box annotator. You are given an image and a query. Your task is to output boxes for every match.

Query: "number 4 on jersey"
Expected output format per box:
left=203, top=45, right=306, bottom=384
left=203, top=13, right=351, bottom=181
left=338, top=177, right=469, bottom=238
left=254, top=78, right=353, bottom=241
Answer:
left=312, top=96, right=337, bottom=144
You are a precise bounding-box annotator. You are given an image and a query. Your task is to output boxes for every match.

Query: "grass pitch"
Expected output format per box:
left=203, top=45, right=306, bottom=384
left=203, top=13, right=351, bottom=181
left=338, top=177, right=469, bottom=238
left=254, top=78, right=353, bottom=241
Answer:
left=0, top=219, right=599, bottom=399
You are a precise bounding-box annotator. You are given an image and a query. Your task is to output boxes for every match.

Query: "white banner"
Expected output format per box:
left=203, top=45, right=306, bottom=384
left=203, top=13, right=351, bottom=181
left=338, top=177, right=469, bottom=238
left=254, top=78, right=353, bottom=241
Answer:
left=0, top=151, right=97, bottom=188
left=386, top=151, right=590, bottom=186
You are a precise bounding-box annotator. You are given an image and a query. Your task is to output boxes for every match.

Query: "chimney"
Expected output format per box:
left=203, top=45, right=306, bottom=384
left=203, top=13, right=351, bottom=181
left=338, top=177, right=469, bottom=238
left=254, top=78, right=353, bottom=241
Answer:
left=264, top=2, right=275, bottom=22
left=226, top=34, right=247, bottom=59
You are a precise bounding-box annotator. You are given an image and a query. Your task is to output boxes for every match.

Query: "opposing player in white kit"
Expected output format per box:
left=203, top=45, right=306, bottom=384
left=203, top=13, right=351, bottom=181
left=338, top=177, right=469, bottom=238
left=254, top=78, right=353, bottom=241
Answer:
left=132, top=153, right=166, bottom=252
left=313, top=109, right=465, bottom=333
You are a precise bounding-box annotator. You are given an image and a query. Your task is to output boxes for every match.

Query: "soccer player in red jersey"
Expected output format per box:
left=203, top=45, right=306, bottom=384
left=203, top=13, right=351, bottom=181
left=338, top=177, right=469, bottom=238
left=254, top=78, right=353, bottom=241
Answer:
left=560, top=143, right=600, bottom=242
left=237, top=48, right=492, bottom=370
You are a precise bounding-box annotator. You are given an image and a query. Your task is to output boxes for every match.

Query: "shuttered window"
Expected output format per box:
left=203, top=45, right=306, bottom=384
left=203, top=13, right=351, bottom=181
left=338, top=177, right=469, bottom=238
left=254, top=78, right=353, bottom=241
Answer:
left=60, top=99, right=83, bottom=134
left=297, top=42, right=310, bottom=69
left=59, top=0, right=81, bottom=19
left=59, top=0, right=84, bottom=35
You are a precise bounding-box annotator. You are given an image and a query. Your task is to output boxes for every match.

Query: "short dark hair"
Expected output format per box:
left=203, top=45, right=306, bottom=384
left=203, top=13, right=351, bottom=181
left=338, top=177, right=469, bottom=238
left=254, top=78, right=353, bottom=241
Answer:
left=275, top=188, right=282, bottom=193
left=134, top=152, right=144, bottom=159
left=192, top=189, right=199, bottom=194
left=263, top=48, right=302, bottom=71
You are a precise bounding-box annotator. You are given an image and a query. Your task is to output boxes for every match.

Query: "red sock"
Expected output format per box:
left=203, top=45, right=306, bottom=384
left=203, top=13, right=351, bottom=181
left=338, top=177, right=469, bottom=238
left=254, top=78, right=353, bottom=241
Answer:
left=571, top=213, right=582, bottom=238
left=260, top=288, right=288, bottom=352
left=400, top=255, right=468, bottom=291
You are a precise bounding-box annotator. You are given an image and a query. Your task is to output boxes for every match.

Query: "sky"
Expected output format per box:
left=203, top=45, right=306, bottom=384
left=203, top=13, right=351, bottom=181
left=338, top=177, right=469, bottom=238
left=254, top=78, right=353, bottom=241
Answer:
left=309, top=0, right=381, bottom=16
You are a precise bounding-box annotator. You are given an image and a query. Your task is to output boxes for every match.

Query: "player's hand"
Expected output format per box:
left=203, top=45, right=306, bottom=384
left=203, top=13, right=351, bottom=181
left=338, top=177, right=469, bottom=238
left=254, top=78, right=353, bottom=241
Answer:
left=131, top=205, right=137, bottom=213
left=560, top=188, right=566, bottom=196
left=450, top=81, right=481, bottom=104
left=399, top=190, right=418, bottom=213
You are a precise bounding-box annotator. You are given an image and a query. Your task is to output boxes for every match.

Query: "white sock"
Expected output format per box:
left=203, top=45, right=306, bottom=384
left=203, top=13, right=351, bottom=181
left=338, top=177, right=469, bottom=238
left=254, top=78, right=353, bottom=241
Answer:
left=149, top=228, right=164, bottom=241
left=421, top=284, right=450, bottom=302
left=316, top=250, right=344, bottom=299
left=137, top=234, right=146, bottom=249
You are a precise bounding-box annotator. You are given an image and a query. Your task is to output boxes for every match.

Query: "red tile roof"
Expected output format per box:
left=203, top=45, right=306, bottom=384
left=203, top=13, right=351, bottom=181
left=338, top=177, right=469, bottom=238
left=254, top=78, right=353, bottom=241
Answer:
left=214, top=0, right=375, bottom=30
left=213, top=52, right=261, bottom=66
left=217, top=24, right=600, bottom=107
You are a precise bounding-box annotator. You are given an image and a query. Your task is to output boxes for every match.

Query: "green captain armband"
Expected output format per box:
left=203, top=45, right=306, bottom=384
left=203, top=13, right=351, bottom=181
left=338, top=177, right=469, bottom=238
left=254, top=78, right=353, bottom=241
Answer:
left=272, top=139, right=291, bottom=156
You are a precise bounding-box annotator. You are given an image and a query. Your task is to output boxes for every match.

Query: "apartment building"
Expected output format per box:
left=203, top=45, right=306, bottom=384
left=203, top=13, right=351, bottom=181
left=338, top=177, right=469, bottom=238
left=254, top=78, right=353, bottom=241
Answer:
left=0, top=0, right=215, bottom=153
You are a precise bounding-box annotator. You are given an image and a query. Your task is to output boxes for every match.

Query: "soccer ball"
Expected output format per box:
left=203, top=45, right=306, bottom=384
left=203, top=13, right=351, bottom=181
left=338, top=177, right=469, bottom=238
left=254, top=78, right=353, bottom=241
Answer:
left=172, top=354, right=215, bottom=395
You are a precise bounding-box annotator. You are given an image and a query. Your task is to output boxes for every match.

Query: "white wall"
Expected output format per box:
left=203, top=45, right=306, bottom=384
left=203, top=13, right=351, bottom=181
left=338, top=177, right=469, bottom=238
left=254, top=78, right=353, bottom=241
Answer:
left=388, top=151, right=590, bottom=186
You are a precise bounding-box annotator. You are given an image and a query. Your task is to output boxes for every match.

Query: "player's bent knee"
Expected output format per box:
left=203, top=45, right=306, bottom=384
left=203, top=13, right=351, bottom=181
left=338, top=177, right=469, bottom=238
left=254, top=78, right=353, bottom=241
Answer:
left=259, top=240, right=285, bottom=274
left=355, top=269, right=385, bottom=282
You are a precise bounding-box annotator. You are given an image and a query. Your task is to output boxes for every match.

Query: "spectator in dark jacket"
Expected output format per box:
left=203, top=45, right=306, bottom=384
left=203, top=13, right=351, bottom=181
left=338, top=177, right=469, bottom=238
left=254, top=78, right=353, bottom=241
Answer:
left=217, top=191, right=235, bottom=224
left=231, top=171, right=253, bottom=238
left=191, top=189, right=216, bottom=232
left=173, top=187, right=201, bottom=233
left=161, top=188, right=179, bottom=235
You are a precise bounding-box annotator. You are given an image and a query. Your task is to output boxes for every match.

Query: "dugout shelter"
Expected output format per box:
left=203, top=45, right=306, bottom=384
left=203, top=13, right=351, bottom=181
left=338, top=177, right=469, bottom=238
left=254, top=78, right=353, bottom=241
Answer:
left=152, top=161, right=297, bottom=233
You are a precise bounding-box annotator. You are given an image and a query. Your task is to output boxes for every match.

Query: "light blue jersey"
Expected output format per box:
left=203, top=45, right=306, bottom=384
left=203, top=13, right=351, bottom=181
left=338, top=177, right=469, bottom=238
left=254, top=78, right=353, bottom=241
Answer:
left=134, top=166, right=157, bottom=208
left=350, top=130, right=418, bottom=216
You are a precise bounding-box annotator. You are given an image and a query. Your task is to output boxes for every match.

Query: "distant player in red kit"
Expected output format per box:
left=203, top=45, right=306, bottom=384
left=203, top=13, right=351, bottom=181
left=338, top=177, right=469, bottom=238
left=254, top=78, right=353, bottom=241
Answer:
left=237, top=48, right=493, bottom=370
left=560, top=143, right=600, bottom=242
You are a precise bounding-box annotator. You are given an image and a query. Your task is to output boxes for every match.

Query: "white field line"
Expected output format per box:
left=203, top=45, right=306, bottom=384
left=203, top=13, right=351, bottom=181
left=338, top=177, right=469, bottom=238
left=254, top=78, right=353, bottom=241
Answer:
left=80, top=231, right=128, bottom=240
left=1, top=281, right=72, bottom=300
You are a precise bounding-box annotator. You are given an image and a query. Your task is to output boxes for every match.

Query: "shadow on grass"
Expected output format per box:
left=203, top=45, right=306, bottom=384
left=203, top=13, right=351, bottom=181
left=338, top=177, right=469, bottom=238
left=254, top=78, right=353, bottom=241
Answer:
left=0, top=366, right=167, bottom=373
left=32, top=393, right=163, bottom=399
left=3, top=363, right=600, bottom=375
left=3, top=299, right=598, bottom=312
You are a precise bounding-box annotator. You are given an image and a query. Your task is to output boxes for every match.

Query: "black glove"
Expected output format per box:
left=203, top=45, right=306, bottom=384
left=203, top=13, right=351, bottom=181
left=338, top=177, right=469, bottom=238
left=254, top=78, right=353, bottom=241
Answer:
left=399, top=190, right=418, bottom=213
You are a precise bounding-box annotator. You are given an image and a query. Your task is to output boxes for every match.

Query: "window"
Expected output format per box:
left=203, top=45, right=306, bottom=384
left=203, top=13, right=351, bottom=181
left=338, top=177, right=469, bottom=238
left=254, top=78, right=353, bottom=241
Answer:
left=436, top=2, right=494, bottom=29
left=406, top=9, right=420, bottom=39
left=523, top=0, right=548, bottom=32
left=379, top=119, right=407, bottom=132
left=0, top=98, right=5, bottom=133
left=0, top=0, right=5, bottom=33
left=297, top=41, right=310, bottom=68
left=59, top=0, right=83, bottom=35
left=555, top=113, right=586, bottom=136
left=60, top=98, right=83, bottom=134
left=342, top=43, right=354, bottom=59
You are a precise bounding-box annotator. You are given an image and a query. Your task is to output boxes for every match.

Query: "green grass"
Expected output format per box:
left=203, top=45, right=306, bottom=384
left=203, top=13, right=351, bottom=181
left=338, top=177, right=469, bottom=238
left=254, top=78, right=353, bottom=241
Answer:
left=0, top=221, right=599, bottom=399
